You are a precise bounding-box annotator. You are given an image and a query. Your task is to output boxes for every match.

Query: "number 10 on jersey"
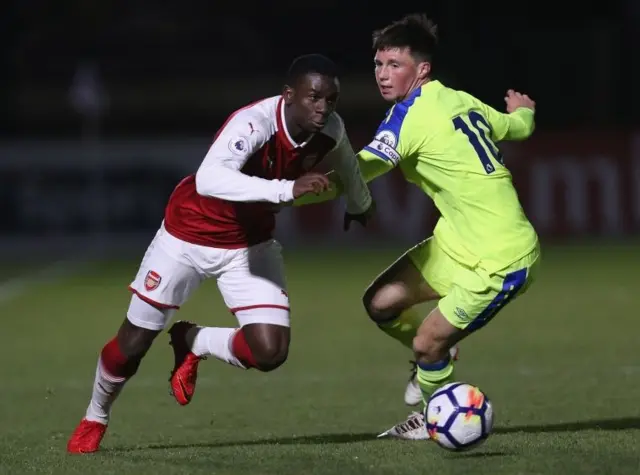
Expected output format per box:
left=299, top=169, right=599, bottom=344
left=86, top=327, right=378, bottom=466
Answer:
left=452, top=111, right=504, bottom=174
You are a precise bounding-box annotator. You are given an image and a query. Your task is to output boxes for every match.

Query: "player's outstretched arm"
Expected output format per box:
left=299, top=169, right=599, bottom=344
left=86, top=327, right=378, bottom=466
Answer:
left=291, top=175, right=340, bottom=206
left=466, top=90, right=536, bottom=142
left=195, top=116, right=296, bottom=204
left=313, top=124, right=373, bottom=213
left=293, top=151, right=392, bottom=207
left=357, top=151, right=396, bottom=182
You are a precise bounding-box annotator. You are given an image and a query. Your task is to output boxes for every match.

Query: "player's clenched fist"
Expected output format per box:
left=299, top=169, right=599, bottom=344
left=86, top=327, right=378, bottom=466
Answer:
left=504, top=89, right=535, bottom=113
left=292, top=172, right=331, bottom=198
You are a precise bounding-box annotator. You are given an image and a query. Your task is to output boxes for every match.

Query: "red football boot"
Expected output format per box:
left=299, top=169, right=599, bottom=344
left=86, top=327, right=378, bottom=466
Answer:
left=168, top=320, right=203, bottom=406
left=67, top=419, right=107, bottom=454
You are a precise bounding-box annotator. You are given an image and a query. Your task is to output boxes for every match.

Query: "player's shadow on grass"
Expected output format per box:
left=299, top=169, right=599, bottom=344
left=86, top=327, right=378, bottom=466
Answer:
left=108, top=417, right=640, bottom=453
left=109, top=432, right=381, bottom=452
left=494, top=417, right=640, bottom=434
left=109, top=432, right=508, bottom=457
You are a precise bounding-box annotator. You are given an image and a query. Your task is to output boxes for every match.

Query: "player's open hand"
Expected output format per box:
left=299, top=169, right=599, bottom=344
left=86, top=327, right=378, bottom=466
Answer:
left=505, top=89, right=535, bottom=113
left=292, top=172, right=331, bottom=198
left=344, top=199, right=376, bottom=231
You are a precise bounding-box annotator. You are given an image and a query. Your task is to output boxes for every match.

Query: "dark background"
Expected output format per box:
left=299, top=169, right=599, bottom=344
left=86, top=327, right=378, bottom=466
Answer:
left=0, top=2, right=633, bottom=137
left=0, top=2, right=636, bottom=255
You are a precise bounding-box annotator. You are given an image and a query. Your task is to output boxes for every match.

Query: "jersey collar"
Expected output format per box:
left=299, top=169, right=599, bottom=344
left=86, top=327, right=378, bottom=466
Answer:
left=419, top=79, right=443, bottom=96
left=276, top=97, right=314, bottom=150
left=400, top=79, right=442, bottom=104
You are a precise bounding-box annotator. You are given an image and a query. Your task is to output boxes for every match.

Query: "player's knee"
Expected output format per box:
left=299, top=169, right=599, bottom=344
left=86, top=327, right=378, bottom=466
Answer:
left=244, top=325, right=290, bottom=372
left=251, top=338, right=289, bottom=372
left=117, top=316, right=161, bottom=361
left=412, top=333, right=449, bottom=363
left=100, top=318, right=160, bottom=379
left=362, top=283, right=402, bottom=323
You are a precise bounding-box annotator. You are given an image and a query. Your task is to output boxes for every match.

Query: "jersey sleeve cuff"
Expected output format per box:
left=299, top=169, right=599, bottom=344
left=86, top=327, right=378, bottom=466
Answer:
left=280, top=180, right=295, bottom=203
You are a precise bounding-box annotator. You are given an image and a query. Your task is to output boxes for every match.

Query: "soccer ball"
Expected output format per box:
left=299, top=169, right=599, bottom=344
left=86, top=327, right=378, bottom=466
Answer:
left=425, top=382, right=493, bottom=451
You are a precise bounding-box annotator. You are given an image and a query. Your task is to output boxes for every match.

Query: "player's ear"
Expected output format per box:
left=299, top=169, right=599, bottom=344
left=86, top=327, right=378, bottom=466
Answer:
left=417, top=61, right=431, bottom=81
left=282, top=85, right=295, bottom=105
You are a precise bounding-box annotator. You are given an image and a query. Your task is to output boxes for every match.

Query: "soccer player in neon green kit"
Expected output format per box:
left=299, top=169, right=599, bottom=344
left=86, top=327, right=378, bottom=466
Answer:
left=296, top=12, right=540, bottom=439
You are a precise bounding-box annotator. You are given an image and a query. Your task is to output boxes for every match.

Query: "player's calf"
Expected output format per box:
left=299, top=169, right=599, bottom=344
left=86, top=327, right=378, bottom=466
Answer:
left=240, top=323, right=290, bottom=372
left=116, top=317, right=161, bottom=363
left=68, top=296, right=168, bottom=453
left=67, top=320, right=160, bottom=453
left=411, top=307, right=466, bottom=401
left=168, top=320, right=290, bottom=406
left=413, top=327, right=451, bottom=364
left=88, top=317, right=160, bottom=420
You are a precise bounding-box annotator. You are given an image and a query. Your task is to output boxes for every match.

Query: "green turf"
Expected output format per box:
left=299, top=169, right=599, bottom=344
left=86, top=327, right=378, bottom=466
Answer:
left=1, top=244, right=639, bottom=474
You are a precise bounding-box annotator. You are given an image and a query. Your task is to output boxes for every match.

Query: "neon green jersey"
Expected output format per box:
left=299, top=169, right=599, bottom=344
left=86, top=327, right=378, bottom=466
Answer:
left=358, top=80, right=538, bottom=273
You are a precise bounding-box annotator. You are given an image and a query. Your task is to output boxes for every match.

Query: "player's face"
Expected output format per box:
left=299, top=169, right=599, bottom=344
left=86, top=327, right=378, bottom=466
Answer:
left=286, top=73, right=340, bottom=133
left=374, top=48, right=430, bottom=102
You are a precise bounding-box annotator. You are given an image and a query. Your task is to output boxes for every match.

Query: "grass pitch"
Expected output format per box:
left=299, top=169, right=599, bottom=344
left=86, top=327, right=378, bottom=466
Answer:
left=1, top=243, right=639, bottom=474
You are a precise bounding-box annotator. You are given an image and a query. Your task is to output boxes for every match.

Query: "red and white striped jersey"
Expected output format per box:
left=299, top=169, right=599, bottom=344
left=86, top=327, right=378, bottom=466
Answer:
left=164, top=95, right=371, bottom=248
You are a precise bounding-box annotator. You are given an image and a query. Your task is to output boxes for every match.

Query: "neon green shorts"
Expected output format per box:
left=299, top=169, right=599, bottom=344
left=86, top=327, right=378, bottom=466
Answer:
left=407, top=237, right=540, bottom=331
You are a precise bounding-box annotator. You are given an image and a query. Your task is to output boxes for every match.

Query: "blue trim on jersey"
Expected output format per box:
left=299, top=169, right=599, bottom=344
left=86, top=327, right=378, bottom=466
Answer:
left=362, top=87, right=422, bottom=165
left=466, top=268, right=528, bottom=332
left=377, top=86, right=422, bottom=136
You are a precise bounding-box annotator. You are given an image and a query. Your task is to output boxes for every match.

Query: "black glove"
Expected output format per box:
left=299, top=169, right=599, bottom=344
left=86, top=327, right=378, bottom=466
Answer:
left=343, top=200, right=376, bottom=231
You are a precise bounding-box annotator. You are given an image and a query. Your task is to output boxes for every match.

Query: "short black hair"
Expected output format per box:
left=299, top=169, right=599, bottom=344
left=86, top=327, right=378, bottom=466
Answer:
left=372, top=13, right=438, bottom=62
left=285, top=54, right=339, bottom=87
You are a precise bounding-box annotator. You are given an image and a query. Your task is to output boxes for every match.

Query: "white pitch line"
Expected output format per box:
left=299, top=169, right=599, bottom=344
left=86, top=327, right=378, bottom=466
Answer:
left=0, top=257, right=86, bottom=305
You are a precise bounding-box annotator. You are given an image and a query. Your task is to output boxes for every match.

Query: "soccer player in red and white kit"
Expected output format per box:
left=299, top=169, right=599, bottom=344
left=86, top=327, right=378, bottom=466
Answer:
left=67, top=54, right=374, bottom=453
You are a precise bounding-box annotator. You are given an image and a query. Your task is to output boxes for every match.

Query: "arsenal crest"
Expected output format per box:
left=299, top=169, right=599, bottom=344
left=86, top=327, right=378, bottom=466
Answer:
left=144, top=270, right=162, bottom=291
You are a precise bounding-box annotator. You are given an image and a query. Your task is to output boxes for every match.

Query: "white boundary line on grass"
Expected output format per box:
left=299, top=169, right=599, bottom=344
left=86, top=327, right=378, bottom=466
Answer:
left=0, top=257, right=87, bottom=305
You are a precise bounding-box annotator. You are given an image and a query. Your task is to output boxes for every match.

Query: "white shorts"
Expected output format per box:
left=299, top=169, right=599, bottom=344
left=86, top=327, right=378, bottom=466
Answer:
left=128, top=224, right=290, bottom=331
